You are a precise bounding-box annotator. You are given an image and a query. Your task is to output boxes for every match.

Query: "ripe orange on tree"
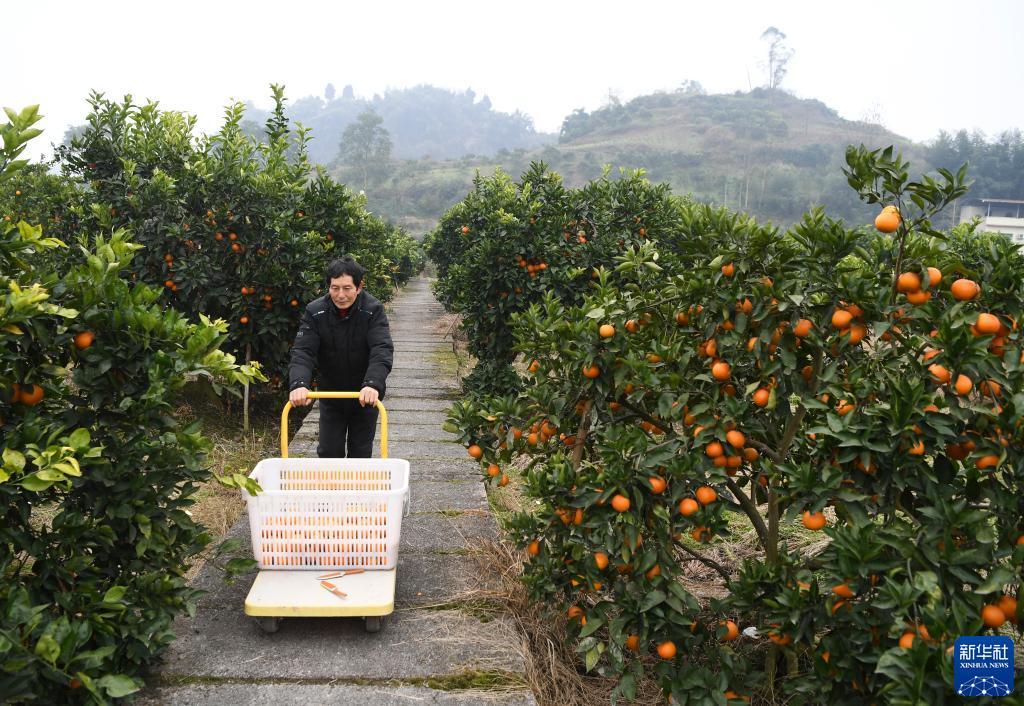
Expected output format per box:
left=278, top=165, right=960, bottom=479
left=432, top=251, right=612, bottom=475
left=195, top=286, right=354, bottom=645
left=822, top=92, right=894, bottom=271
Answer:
left=678, top=497, right=699, bottom=516
left=802, top=511, right=827, bottom=530
left=874, top=205, right=901, bottom=232
left=467, top=444, right=483, bottom=459
left=696, top=486, right=718, bottom=505
left=951, top=278, right=980, bottom=301
left=611, top=494, right=631, bottom=512
left=656, top=640, right=677, bottom=659
left=73, top=331, right=95, bottom=350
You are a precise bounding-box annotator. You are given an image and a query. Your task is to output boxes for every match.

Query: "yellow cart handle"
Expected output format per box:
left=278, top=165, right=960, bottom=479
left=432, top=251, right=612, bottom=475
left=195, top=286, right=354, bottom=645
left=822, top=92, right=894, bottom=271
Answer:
left=281, top=391, right=388, bottom=459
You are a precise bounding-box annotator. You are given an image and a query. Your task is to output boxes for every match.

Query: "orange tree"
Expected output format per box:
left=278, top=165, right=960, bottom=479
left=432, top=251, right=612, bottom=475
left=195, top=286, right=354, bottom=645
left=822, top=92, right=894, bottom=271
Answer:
left=446, top=148, right=1023, bottom=703
left=1, top=108, right=262, bottom=702
left=6, top=88, right=422, bottom=389
left=427, top=164, right=681, bottom=396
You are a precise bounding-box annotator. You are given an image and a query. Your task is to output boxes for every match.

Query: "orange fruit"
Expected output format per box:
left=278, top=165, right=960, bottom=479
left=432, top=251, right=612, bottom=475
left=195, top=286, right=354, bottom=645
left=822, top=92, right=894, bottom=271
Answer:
left=467, top=444, right=483, bottom=459
left=832, top=583, right=854, bottom=598
left=802, top=511, right=827, bottom=530
left=706, top=441, right=724, bottom=458
left=926, top=266, right=942, bottom=286
left=951, top=278, right=980, bottom=301
left=906, top=289, right=931, bottom=305
left=721, top=263, right=735, bottom=277
left=976, top=313, right=1001, bottom=335
left=954, top=374, right=973, bottom=396
left=743, top=447, right=759, bottom=463
left=73, top=331, right=95, bottom=350
left=844, top=324, right=867, bottom=344
left=720, top=620, right=739, bottom=641
left=18, top=384, right=44, bottom=406
left=527, top=540, right=541, bottom=556
left=625, top=319, right=639, bottom=333
left=726, top=430, right=745, bottom=449
left=981, top=604, right=1006, bottom=629
left=656, top=640, right=677, bottom=659
left=691, top=526, right=711, bottom=542
left=752, top=388, right=770, bottom=407
left=675, top=311, right=689, bottom=325
left=836, top=400, right=855, bottom=416
left=793, top=319, right=813, bottom=337
left=582, top=364, right=601, bottom=379
left=928, top=364, right=951, bottom=384
left=567, top=605, right=584, bottom=621
left=594, top=551, right=609, bottom=570
left=831, top=309, right=853, bottom=328
left=678, top=498, right=699, bottom=516
left=695, top=486, right=718, bottom=505
left=978, top=380, right=1002, bottom=397
left=599, top=324, right=615, bottom=338
left=898, top=632, right=916, bottom=649
left=997, top=594, right=1018, bottom=624
left=486, top=463, right=500, bottom=477
left=711, top=361, right=731, bottom=381
left=461, top=225, right=470, bottom=234
left=875, top=206, right=901, bottom=232
left=648, top=476, right=667, bottom=494
left=645, top=564, right=661, bottom=580
left=976, top=454, right=1000, bottom=470
left=625, top=634, right=640, bottom=652
left=611, top=494, right=630, bottom=512
left=896, top=271, right=921, bottom=293
left=498, top=475, right=509, bottom=487
left=909, top=439, right=925, bottom=456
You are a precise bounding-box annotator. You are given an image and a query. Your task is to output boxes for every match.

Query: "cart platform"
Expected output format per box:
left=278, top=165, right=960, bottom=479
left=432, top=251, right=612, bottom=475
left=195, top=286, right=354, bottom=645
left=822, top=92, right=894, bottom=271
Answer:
left=245, top=568, right=396, bottom=617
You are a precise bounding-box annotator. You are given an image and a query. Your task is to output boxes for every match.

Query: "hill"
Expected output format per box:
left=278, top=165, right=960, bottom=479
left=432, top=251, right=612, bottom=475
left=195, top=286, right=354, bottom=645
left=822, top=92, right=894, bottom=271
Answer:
left=333, top=88, right=939, bottom=236
left=243, top=84, right=554, bottom=164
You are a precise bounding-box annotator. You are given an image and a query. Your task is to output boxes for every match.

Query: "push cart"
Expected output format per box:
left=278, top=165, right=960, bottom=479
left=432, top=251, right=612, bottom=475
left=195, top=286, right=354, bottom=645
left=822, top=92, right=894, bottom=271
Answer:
left=242, top=391, right=409, bottom=633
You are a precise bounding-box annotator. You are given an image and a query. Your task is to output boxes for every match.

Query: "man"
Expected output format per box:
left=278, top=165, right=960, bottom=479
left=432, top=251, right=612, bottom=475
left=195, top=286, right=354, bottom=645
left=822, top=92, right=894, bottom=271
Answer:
left=288, top=257, right=394, bottom=458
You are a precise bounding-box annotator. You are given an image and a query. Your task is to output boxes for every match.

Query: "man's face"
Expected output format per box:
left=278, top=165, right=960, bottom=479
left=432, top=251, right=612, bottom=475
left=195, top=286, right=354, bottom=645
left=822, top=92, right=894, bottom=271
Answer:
left=328, top=274, right=361, bottom=309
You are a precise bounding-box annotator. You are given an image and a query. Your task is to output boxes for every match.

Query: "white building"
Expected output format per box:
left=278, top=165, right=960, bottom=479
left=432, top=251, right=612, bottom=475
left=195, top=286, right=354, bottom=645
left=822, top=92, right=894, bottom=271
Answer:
left=958, top=198, right=1024, bottom=244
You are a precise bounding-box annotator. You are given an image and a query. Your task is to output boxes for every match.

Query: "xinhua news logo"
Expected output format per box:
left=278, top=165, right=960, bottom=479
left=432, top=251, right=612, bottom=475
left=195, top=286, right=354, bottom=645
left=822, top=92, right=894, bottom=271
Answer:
left=954, top=636, right=1014, bottom=697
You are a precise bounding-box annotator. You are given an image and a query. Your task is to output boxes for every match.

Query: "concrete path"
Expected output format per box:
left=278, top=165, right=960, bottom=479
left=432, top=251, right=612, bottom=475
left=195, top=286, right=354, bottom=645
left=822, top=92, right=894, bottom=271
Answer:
left=142, top=275, right=535, bottom=705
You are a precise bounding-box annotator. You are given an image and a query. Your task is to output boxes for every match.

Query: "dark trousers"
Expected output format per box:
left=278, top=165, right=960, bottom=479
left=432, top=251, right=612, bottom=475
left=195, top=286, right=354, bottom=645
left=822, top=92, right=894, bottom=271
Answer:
left=317, top=399, right=379, bottom=458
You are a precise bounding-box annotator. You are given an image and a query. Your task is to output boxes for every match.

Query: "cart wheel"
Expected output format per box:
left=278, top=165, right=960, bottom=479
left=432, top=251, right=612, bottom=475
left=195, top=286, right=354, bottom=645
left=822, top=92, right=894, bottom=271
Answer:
left=256, top=617, right=280, bottom=634
left=364, top=616, right=382, bottom=633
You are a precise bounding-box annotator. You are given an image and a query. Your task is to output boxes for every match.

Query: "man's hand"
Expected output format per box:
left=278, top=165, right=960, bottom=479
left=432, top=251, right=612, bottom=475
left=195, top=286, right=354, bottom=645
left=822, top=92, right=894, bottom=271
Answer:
left=359, top=386, right=379, bottom=407
left=289, top=386, right=312, bottom=407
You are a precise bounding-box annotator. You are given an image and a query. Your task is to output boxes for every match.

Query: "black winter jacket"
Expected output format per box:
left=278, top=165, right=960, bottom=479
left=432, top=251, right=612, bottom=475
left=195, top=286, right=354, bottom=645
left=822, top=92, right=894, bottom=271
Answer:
left=288, top=290, right=394, bottom=398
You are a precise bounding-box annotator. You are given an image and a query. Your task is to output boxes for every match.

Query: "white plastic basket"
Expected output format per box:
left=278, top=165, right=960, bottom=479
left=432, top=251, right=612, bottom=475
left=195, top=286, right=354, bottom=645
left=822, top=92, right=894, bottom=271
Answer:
left=245, top=457, right=410, bottom=571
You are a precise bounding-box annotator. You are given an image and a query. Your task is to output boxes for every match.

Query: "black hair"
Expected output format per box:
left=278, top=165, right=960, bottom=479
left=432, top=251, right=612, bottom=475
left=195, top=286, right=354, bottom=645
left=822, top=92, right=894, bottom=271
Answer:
left=326, top=256, right=364, bottom=288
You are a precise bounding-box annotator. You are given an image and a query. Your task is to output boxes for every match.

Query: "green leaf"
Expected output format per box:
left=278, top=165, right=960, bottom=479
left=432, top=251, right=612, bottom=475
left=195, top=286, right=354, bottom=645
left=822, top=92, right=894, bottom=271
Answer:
left=97, top=674, right=141, bottom=698
left=103, top=586, right=127, bottom=604
left=68, top=428, right=91, bottom=452
left=584, top=645, right=601, bottom=671
left=34, top=635, right=60, bottom=664
left=19, top=473, right=52, bottom=492
left=3, top=448, right=25, bottom=472
left=585, top=307, right=605, bottom=320
left=640, top=590, right=666, bottom=612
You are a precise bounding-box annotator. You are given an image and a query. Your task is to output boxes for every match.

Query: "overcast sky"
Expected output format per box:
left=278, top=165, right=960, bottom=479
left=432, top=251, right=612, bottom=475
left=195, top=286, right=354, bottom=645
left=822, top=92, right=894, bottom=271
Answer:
left=10, top=0, right=1023, bottom=160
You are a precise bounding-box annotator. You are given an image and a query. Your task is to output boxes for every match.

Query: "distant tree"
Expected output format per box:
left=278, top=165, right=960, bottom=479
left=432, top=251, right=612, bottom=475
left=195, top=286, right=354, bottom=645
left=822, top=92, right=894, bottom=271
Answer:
left=342, top=84, right=355, bottom=101
left=760, top=26, right=794, bottom=90
left=676, top=79, right=706, bottom=96
left=325, top=83, right=336, bottom=102
left=61, top=124, right=88, bottom=147
left=337, top=109, right=393, bottom=188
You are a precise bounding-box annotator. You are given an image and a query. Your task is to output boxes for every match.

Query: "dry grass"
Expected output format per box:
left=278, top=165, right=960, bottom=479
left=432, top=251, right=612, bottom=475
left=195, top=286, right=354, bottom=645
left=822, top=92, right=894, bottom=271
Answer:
left=467, top=537, right=670, bottom=706
left=175, top=390, right=309, bottom=579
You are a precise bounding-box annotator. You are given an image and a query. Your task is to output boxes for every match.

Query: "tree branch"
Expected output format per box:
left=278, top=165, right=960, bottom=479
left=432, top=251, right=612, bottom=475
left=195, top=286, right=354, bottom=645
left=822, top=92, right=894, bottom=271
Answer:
left=726, top=478, right=769, bottom=547
left=674, top=540, right=732, bottom=584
